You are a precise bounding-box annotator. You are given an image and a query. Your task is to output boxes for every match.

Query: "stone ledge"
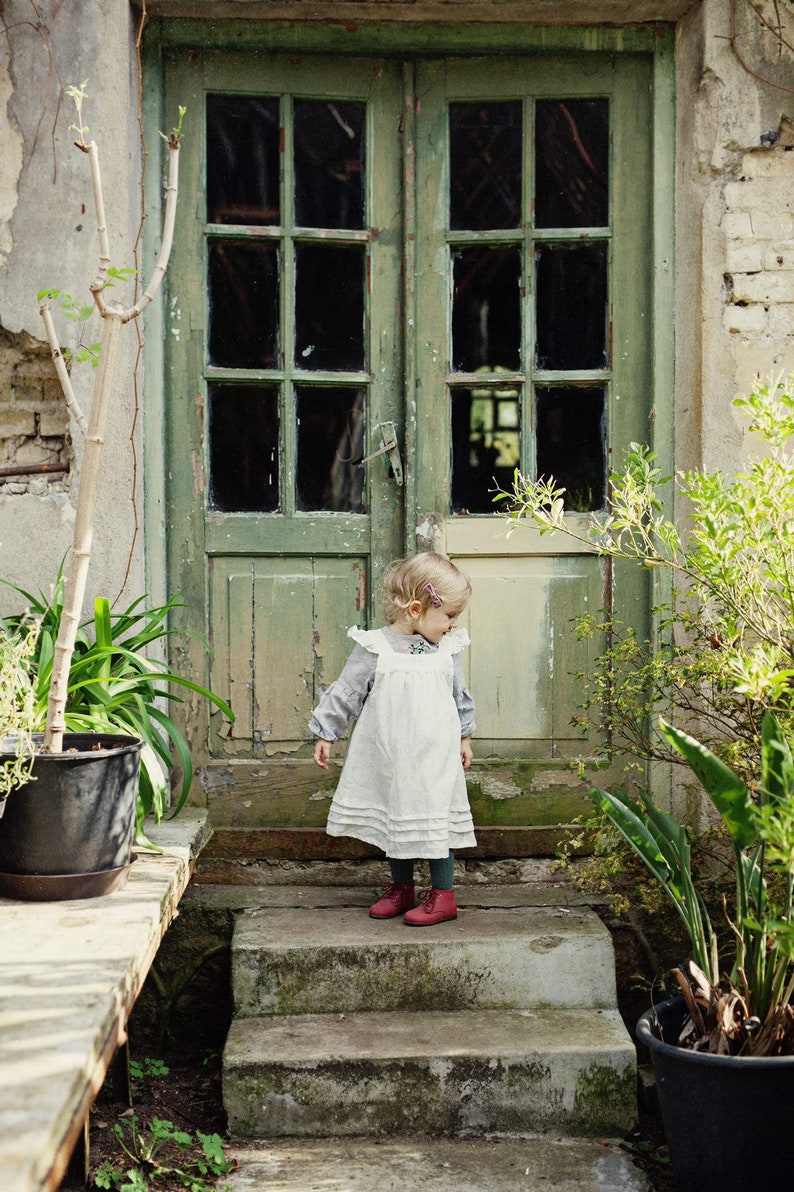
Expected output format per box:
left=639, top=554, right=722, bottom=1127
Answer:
left=0, top=811, right=211, bottom=1192
left=185, top=881, right=606, bottom=910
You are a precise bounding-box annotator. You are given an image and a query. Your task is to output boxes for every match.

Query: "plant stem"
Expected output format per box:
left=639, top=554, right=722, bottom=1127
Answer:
left=44, top=311, right=123, bottom=751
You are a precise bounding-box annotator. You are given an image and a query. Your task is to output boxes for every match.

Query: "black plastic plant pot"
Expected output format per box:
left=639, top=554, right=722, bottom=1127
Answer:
left=637, top=996, right=794, bottom=1192
left=0, top=733, right=142, bottom=900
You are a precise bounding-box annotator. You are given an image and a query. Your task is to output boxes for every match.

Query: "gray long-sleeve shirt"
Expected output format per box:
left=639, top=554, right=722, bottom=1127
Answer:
left=308, top=625, right=476, bottom=742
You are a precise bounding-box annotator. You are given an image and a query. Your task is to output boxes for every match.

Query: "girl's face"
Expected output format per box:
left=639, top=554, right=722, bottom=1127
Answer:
left=414, top=599, right=462, bottom=644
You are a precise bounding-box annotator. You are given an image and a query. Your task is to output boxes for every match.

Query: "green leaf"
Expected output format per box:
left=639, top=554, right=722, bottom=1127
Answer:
left=93, top=1163, right=118, bottom=1189
left=592, top=788, right=675, bottom=886
left=761, top=711, right=794, bottom=804
left=591, top=785, right=715, bottom=975
left=197, top=1131, right=229, bottom=1168
left=119, top=1172, right=147, bottom=1192
left=659, top=718, right=756, bottom=849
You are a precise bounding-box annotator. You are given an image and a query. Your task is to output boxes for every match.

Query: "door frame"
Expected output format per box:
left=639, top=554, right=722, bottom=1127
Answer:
left=140, top=20, right=675, bottom=831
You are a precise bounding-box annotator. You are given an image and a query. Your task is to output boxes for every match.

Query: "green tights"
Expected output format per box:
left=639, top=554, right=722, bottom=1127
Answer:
left=389, top=852, right=454, bottom=891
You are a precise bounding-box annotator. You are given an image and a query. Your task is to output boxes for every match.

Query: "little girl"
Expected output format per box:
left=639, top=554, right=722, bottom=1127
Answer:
left=309, top=552, right=476, bottom=926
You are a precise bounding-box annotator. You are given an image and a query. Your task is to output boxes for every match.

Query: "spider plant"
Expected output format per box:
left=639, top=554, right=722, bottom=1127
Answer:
left=1, top=574, right=233, bottom=844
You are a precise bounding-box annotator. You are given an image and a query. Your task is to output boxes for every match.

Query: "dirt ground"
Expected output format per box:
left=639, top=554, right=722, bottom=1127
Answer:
left=58, top=1039, right=229, bottom=1191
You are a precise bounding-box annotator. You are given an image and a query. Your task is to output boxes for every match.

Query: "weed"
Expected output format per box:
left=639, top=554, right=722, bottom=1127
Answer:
left=93, top=1115, right=232, bottom=1191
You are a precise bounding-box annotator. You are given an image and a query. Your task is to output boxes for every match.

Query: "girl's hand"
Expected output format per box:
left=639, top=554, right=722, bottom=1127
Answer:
left=313, top=738, right=333, bottom=770
left=460, top=736, right=473, bottom=771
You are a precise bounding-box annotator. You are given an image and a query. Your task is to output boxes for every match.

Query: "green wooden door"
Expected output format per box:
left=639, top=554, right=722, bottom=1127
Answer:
left=164, top=54, right=406, bottom=827
left=162, top=47, right=663, bottom=839
left=412, top=57, right=655, bottom=830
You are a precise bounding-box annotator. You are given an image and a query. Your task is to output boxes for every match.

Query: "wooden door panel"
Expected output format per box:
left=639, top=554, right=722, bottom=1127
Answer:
left=458, top=553, right=606, bottom=754
left=209, top=555, right=365, bottom=759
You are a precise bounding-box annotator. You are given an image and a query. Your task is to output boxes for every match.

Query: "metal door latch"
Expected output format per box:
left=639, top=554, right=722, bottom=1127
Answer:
left=358, top=421, right=403, bottom=486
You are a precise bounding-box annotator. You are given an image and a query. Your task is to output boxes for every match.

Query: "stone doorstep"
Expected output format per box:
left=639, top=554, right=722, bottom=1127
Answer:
left=231, top=904, right=620, bottom=1016
left=185, top=880, right=603, bottom=910
left=223, top=1006, right=637, bottom=1139
left=223, top=1135, right=650, bottom=1192
left=0, top=812, right=210, bottom=1192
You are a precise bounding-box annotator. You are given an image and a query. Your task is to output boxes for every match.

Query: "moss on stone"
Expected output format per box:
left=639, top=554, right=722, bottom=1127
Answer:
left=573, top=1062, right=636, bottom=1133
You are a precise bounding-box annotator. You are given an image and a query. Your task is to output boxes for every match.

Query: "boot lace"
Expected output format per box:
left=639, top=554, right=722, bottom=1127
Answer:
left=418, top=889, right=441, bottom=913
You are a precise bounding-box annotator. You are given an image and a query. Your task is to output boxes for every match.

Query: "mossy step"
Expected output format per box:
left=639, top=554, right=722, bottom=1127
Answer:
left=231, top=904, right=619, bottom=1017
left=223, top=1006, right=636, bottom=1139
left=223, top=1135, right=650, bottom=1191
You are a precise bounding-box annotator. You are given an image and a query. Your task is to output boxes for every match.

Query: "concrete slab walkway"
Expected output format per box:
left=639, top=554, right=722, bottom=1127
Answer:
left=0, top=811, right=210, bottom=1192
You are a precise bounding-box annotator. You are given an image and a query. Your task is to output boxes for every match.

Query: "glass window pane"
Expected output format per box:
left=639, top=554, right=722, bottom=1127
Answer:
left=535, top=243, right=607, bottom=371
left=535, top=386, right=605, bottom=511
left=535, top=99, right=609, bottom=229
left=449, top=101, right=522, bottom=231
left=294, top=100, right=366, bottom=230
left=452, top=246, right=521, bottom=372
left=294, top=244, right=365, bottom=371
left=296, top=387, right=365, bottom=512
left=208, top=241, right=279, bottom=369
left=451, top=382, right=521, bottom=514
left=206, top=95, right=280, bottom=226
left=209, top=384, right=280, bottom=512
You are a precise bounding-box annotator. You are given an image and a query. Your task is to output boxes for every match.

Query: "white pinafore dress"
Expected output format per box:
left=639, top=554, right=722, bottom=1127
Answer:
left=325, top=626, right=477, bottom=859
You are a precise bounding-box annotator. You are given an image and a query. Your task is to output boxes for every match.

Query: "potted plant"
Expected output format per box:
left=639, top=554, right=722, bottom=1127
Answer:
left=0, top=577, right=232, bottom=877
left=608, top=714, right=794, bottom=1190
left=0, top=85, right=207, bottom=899
left=503, top=375, right=794, bottom=1190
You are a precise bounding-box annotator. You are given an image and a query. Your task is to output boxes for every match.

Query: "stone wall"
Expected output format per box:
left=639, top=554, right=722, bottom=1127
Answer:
left=723, top=123, right=794, bottom=374
left=0, top=326, right=69, bottom=495
left=674, top=0, right=794, bottom=479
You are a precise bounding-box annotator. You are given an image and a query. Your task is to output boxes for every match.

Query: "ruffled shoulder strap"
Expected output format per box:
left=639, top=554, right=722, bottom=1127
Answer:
left=441, top=627, right=471, bottom=655
left=347, top=626, right=391, bottom=655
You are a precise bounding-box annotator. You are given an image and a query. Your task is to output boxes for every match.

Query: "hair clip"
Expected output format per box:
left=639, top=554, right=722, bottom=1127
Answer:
left=423, top=583, right=442, bottom=608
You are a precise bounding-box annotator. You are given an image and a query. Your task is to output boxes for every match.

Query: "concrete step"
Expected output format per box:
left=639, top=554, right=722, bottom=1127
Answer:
left=231, top=903, right=619, bottom=1016
left=223, top=1135, right=651, bottom=1190
left=223, top=1006, right=636, bottom=1139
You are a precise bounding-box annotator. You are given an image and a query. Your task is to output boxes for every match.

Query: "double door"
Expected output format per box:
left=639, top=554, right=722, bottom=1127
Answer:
left=164, top=49, right=655, bottom=831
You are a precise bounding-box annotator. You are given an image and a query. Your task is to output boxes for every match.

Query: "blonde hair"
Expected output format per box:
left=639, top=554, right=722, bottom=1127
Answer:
left=382, top=553, right=472, bottom=625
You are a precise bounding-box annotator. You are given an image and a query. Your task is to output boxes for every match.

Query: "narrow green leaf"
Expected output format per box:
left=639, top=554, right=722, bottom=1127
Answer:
left=659, top=718, right=756, bottom=849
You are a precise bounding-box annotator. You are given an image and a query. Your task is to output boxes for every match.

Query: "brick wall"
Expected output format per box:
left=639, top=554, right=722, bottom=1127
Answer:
left=722, top=123, right=794, bottom=347
left=0, top=326, right=70, bottom=494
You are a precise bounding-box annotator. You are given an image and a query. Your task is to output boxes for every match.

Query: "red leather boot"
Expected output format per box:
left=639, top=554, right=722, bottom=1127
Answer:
left=369, top=881, right=416, bottom=919
left=403, top=888, right=457, bottom=926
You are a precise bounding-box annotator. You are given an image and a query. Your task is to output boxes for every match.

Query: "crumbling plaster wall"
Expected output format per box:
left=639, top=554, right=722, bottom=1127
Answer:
left=0, top=0, right=142, bottom=615
left=675, top=0, right=794, bottom=477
